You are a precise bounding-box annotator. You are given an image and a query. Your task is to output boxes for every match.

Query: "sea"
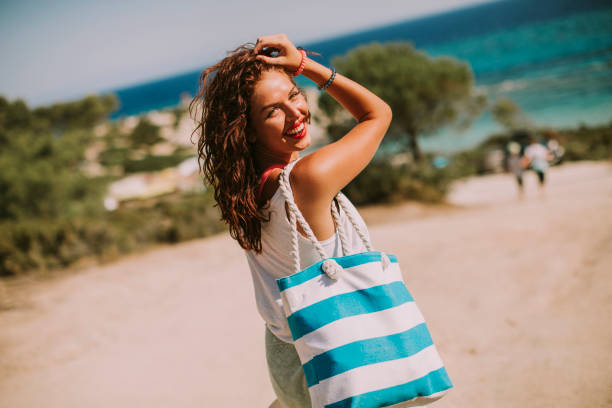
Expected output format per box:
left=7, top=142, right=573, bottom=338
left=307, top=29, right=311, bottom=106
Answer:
left=108, top=0, right=612, bottom=152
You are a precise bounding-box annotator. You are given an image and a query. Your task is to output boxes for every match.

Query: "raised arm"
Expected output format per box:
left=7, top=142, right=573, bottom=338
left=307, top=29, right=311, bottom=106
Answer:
left=255, top=34, right=392, bottom=203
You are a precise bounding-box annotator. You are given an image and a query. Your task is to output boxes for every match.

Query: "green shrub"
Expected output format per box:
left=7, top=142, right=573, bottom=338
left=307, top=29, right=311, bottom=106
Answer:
left=123, top=153, right=193, bottom=174
left=0, top=218, right=118, bottom=276
left=343, top=157, right=453, bottom=206
left=0, top=191, right=225, bottom=277
left=447, top=148, right=487, bottom=178
left=444, top=123, right=612, bottom=180
left=129, top=118, right=162, bottom=147
left=0, top=128, right=106, bottom=221
left=99, top=146, right=131, bottom=167
left=559, top=123, right=612, bottom=161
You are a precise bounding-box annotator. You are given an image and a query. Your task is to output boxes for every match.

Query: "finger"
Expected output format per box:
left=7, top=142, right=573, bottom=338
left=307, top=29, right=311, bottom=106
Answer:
left=255, top=55, right=286, bottom=65
left=253, top=37, right=264, bottom=54
left=254, top=36, right=278, bottom=53
left=254, top=37, right=288, bottom=55
left=258, top=33, right=287, bottom=44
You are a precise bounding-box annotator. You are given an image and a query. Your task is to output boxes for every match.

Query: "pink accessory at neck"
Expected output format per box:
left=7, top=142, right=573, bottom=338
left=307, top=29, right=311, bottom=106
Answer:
left=256, top=164, right=286, bottom=200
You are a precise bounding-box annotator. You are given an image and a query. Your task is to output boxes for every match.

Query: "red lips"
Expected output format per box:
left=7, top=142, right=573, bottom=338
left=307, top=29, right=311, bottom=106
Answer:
left=287, top=117, right=304, bottom=131
left=284, top=117, right=307, bottom=139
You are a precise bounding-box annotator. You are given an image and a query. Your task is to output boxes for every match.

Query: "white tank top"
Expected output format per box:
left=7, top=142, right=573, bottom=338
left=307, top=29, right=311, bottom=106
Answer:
left=244, top=158, right=371, bottom=343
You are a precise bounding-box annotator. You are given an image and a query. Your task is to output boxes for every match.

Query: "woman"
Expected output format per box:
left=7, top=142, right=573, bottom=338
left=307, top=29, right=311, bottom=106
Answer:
left=190, top=34, right=391, bottom=407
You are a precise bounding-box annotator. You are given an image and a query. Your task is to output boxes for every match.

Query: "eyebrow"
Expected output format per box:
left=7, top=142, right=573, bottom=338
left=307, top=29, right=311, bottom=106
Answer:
left=260, top=86, right=299, bottom=113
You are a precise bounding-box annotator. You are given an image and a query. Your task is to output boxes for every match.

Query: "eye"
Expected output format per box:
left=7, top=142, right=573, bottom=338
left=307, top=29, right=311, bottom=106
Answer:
left=289, top=90, right=300, bottom=99
left=266, top=107, right=278, bottom=118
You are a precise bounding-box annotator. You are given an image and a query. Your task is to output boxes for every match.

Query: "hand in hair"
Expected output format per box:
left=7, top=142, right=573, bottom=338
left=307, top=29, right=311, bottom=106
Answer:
left=254, top=34, right=302, bottom=72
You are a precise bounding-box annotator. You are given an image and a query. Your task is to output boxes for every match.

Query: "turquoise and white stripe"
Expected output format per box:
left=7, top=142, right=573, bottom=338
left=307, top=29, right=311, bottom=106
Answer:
left=276, top=162, right=452, bottom=408
left=277, top=252, right=452, bottom=407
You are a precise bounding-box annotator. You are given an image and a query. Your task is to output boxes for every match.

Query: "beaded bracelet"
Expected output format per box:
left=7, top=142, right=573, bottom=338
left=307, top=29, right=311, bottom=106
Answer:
left=318, top=67, right=337, bottom=91
left=292, top=49, right=307, bottom=77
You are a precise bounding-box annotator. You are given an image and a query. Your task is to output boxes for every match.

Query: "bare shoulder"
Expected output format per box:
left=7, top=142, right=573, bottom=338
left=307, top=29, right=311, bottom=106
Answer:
left=290, top=156, right=333, bottom=205
left=285, top=158, right=338, bottom=240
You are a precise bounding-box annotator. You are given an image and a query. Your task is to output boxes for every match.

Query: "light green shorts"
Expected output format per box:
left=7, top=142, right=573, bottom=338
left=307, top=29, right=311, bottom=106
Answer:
left=265, top=326, right=312, bottom=408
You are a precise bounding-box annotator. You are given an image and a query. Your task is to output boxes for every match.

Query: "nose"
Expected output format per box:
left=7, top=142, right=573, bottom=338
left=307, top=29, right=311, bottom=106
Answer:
left=285, top=102, right=301, bottom=122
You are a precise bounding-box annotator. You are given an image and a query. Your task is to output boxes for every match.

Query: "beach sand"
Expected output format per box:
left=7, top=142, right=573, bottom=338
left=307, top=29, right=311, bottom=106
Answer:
left=1, top=161, right=611, bottom=407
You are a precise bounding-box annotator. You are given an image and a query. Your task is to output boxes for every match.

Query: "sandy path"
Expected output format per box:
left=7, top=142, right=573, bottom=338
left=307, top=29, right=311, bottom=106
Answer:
left=1, top=161, right=611, bottom=407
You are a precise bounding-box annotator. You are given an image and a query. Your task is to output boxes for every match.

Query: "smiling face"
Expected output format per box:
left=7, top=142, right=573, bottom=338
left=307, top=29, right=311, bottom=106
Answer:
left=249, top=70, right=311, bottom=165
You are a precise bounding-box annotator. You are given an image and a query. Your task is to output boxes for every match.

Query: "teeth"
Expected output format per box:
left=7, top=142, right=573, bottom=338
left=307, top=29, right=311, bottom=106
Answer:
left=286, top=122, right=304, bottom=136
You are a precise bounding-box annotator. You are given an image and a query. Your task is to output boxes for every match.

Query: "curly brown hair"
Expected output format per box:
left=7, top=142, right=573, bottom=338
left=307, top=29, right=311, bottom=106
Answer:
left=189, top=43, right=296, bottom=253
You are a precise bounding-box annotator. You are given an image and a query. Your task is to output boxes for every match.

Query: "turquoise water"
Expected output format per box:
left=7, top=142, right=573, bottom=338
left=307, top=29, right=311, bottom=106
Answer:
left=419, top=8, right=612, bottom=152
left=110, top=1, right=612, bottom=152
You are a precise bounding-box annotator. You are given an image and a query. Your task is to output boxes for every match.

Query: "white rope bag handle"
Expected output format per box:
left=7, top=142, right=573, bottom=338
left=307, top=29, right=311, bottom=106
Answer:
left=278, top=159, right=373, bottom=277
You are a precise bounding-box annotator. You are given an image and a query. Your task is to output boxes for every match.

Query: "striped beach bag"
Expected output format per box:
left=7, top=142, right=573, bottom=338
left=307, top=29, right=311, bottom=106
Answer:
left=275, top=166, right=453, bottom=408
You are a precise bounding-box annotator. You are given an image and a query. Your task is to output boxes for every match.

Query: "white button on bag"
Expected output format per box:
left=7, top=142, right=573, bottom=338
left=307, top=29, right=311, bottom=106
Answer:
left=321, top=259, right=343, bottom=280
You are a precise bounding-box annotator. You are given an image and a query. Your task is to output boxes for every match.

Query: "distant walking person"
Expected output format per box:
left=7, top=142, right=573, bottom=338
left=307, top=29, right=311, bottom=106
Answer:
left=522, top=137, right=553, bottom=193
left=506, top=141, right=524, bottom=199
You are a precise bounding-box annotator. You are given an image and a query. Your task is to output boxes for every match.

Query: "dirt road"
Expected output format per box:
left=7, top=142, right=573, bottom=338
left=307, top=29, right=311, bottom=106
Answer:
left=1, top=161, right=611, bottom=407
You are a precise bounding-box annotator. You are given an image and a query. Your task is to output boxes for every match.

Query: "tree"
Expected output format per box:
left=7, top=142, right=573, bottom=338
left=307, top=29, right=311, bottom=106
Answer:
left=0, top=95, right=115, bottom=221
left=33, top=93, right=118, bottom=130
left=491, top=97, right=532, bottom=131
left=0, top=127, right=105, bottom=221
left=318, top=42, right=486, bottom=161
left=129, top=118, right=163, bottom=149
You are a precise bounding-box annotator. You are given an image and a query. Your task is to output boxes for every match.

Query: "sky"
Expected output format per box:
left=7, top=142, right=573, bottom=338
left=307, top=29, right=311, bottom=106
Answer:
left=0, top=0, right=492, bottom=107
